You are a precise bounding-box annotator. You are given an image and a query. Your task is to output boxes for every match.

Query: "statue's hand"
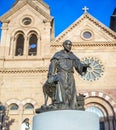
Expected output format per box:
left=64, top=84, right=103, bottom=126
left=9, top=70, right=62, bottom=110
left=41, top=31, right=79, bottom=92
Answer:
left=47, top=75, right=59, bottom=84
left=86, top=63, right=91, bottom=68
left=82, top=63, right=91, bottom=75
left=47, top=75, right=55, bottom=84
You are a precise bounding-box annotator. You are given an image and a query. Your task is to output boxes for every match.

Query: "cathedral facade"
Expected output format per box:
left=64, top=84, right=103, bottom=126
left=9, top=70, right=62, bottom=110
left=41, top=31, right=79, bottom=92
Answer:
left=0, top=0, right=116, bottom=130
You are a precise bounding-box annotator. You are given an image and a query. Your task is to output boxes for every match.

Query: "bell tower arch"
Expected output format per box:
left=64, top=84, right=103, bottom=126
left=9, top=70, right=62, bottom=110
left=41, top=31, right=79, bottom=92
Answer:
left=0, top=0, right=54, bottom=58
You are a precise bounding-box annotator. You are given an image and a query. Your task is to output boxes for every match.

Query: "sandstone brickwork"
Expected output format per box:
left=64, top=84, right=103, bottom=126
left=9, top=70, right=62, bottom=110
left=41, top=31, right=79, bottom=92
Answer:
left=0, top=0, right=116, bottom=130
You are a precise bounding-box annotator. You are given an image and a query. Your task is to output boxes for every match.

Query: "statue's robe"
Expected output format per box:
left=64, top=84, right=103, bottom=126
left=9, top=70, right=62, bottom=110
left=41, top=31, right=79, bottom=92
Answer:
left=47, top=50, right=87, bottom=109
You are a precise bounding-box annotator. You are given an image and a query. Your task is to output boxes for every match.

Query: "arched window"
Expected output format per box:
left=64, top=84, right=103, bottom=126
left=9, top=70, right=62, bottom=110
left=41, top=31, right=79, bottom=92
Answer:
left=9, top=103, right=19, bottom=110
left=86, top=106, right=104, bottom=117
left=15, top=34, right=24, bottom=56
left=24, top=103, right=34, bottom=110
left=28, top=34, right=37, bottom=56
left=86, top=106, right=105, bottom=130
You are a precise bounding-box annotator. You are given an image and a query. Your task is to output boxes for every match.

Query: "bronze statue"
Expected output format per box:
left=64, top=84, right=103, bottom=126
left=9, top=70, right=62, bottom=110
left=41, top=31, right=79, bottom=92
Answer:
left=36, top=40, right=90, bottom=113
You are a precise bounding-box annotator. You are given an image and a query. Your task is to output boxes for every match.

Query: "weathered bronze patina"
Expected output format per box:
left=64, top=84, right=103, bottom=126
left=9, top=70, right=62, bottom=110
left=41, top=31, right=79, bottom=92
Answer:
left=36, top=40, right=90, bottom=113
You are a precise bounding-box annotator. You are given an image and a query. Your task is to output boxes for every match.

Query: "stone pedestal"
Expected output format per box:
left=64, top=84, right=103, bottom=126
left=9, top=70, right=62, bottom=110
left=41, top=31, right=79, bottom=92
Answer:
left=33, top=110, right=99, bottom=130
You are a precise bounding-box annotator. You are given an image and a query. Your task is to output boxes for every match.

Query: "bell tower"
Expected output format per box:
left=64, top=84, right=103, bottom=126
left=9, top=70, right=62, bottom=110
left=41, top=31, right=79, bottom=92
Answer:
left=110, top=8, right=116, bottom=32
left=0, top=0, right=54, bottom=58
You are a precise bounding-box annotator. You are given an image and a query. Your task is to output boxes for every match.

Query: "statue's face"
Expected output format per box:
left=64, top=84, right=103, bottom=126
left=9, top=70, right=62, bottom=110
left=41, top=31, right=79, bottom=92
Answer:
left=64, top=41, right=72, bottom=52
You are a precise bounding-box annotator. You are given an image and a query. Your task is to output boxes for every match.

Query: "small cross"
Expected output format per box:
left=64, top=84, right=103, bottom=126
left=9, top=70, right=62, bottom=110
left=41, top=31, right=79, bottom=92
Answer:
left=82, top=6, right=89, bottom=13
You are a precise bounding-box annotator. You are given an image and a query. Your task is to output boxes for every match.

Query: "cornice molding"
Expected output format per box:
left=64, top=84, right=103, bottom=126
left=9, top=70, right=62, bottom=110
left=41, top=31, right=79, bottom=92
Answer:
left=0, top=67, right=48, bottom=74
left=85, top=14, right=116, bottom=38
left=0, top=57, right=51, bottom=61
left=51, top=42, right=116, bottom=47
left=0, top=0, right=53, bottom=22
left=14, top=0, right=50, bottom=9
left=36, top=0, right=50, bottom=9
left=28, top=1, right=53, bottom=21
left=54, top=13, right=116, bottom=43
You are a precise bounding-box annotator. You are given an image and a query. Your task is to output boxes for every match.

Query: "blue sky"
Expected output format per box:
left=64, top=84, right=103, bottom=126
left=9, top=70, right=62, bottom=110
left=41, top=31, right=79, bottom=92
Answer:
left=0, top=0, right=116, bottom=36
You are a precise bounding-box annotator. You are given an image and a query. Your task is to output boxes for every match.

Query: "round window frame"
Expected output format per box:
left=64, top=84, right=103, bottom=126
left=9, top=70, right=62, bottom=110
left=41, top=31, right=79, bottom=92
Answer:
left=81, top=30, right=93, bottom=40
left=20, top=16, right=33, bottom=27
left=81, top=57, right=104, bottom=82
left=22, top=17, right=32, bottom=25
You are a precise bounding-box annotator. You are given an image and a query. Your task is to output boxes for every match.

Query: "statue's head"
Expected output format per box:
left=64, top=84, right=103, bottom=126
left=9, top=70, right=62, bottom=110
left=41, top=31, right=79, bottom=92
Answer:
left=63, top=40, right=72, bottom=52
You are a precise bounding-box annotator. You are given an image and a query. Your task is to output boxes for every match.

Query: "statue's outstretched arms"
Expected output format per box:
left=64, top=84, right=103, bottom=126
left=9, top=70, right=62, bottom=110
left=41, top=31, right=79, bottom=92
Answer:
left=74, top=59, right=91, bottom=76
left=81, top=63, right=91, bottom=75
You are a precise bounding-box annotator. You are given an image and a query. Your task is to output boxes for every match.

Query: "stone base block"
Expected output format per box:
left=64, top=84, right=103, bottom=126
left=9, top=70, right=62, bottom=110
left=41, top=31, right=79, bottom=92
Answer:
left=33, top=110, right=99, bottom=130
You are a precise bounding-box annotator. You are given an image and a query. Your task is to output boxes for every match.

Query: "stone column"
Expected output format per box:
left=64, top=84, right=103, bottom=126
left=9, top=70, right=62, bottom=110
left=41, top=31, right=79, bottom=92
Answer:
left=0, top=21, right=9, bottom=57
left=24, top=35, right=28, bottom=58
left=18, top=105, right=23, bottom=130
left=109, top=117, right=114, bottom=130
left=104, top=117, right=110, bottom=130
left=37, top=36, right=41, bottom=57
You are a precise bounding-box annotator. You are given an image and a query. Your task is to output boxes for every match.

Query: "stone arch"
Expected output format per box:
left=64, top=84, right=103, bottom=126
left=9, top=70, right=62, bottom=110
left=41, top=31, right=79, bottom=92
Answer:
left=6, top=99, right=21, bottom=112
left=24, top=103, right=34, bottom=110
left=21, top=98, right=38, bottom=108
left=14, top=31, right=25, bottom=40
left=13, top=31, right=25, bottom=56
left=27, top=30, right=41, bottom=56
left=27, top=28, right=41, bottom=36
left=27, top=31, right=38, bottom=56
left=27, top=30, right=41, bottom=41
left=85, top=97, right=113, bottom=117
left=84, top=91, right=116, bottom=130
left=9, top=30, right=26, bottom=56
left=84, top=91, right=116, bottom=114
left=9, top=103, right=19, bottom=110
left=6, top=99, right=21, bottom=106
left=21, top=98, right=38, bottom=115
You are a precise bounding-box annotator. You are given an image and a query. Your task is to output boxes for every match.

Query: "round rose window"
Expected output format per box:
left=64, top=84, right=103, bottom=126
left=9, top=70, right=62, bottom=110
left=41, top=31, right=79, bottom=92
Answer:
left=81, top=57, right=104, bottom=81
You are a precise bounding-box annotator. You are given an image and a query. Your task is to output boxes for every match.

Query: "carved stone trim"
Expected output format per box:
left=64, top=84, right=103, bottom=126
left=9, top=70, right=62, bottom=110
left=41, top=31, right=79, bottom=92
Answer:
left=0, top=67, right=48, bottom=74
left=14, top=0, right=50, bottom=9
left=50, top=42, right=116, bottom=47
left=84, top=91, right=116, bottom=113
left=54, top=13, right=116, bottom=43
left=28, top=1, right=53, bottom=21
left=0, top=0, right=52, bottom=22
